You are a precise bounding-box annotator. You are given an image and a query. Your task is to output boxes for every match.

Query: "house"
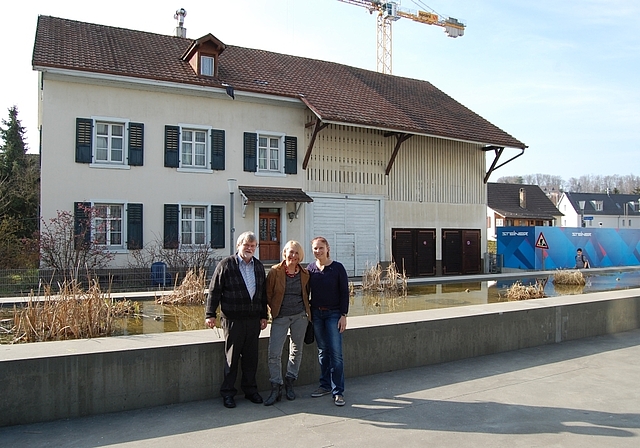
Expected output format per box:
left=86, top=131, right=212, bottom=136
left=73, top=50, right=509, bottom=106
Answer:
left=487, top=183, right=562, bottom=241
left=32, top=14, right=526, bottom=277
left=557, top=192, right=640, bottom=228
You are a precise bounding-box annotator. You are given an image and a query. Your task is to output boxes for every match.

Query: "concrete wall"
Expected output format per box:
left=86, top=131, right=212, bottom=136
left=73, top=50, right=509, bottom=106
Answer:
left=2, top=288, right=639, bottom=427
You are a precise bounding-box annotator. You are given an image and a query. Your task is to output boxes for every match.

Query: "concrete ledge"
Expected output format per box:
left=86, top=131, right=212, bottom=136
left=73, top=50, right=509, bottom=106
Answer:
left=1, top=288, right=639, bottom=426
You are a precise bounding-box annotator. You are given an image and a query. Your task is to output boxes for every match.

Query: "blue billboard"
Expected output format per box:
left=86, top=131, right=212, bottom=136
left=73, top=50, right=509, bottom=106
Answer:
left=497, top=227, right=640, bottom=270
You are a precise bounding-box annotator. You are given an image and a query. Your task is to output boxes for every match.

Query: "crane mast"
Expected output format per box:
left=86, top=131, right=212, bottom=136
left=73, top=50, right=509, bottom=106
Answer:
left=337, top=0, right=465, bottom=74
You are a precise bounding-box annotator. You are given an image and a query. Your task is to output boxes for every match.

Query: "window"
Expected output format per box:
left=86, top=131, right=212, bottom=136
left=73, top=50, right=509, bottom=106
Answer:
left=181, top=129, right=207, bottom=168
left=164, top=126, right=225, bottom=170
left=243, top=132, right=297, bottom=174
left=95, top=122, right=124, bottom=163
left=496, top=218, right=504, bottom=227
left=74, top=202, right=142, bottom=251
left=164, top=204, right=225, bottom=249
left=593, top=201, right=603, bottom=211
left=258, top=135, right=281, bottom=172
left=94, top=204, right=123, bottom=247
left=75, top=118, right=144, bottom=167
left=201, top=55, right=214, bottom=76
left=181, top=206, right=207, bottom=245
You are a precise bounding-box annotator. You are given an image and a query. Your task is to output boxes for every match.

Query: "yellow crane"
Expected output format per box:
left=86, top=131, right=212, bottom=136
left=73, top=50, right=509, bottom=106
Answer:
left=337, top=0, right=465, bottom=74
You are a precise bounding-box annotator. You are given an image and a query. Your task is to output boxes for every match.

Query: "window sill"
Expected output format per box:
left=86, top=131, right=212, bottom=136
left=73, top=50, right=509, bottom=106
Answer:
left=177, top=167, right=214, bottom=174
left=255, top=171, right=286, bottom=178
left=89, top=163, right=131, bottom=170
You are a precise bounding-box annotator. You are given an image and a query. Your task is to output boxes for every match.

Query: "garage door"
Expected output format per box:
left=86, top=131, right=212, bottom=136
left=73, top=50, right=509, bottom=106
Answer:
left=310, top=197, right=380, bottom=276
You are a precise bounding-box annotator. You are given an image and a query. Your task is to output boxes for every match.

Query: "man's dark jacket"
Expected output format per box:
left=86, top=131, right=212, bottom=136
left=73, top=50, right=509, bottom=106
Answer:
left=205, top=254, right=267, bottom=320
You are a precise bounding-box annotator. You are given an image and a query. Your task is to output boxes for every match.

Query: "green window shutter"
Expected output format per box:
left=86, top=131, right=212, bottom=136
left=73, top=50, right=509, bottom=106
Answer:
left=74, top=201, right=91, bottom=249
left=164, top=204, right=179, bottom=249
left=75, top=118, right=92, bottom=163
left=164, top=126, right=180, bottom=168
left=128, top=122, right=144, bottom=166
left=284, top=136, right=297, bottom=174
left=243, top=132, right=257, bottom=172
left=126, top=203, right=143, bottom=250
left=210, top=205, right=225, bottom=249
left=210, top=129, right=225, bottom=170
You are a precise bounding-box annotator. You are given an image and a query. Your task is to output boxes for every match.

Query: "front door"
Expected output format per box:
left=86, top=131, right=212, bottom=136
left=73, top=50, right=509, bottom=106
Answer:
left=259, top=208, right=281, bottom=262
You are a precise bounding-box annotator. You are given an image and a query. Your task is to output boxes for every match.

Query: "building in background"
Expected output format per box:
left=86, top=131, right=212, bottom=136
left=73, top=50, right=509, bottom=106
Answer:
left=557, top=192, right=640, bottom=228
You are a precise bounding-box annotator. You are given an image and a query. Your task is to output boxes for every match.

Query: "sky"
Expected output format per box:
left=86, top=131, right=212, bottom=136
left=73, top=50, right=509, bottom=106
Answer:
left=2, top=0, right=639, bottom=181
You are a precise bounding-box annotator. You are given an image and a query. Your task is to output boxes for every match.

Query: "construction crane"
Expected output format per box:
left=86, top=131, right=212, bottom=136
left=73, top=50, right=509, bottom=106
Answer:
left=337, top=0, right=465, bottom=74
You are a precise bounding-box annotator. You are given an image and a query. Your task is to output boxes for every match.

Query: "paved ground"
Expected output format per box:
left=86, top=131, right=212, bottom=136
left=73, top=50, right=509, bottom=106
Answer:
left=2, top=328, right=639, bottom=447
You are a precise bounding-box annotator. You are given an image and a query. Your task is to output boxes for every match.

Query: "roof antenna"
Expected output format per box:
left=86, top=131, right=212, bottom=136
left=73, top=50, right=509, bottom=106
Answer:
left=174, top=8, right=187, bottom=38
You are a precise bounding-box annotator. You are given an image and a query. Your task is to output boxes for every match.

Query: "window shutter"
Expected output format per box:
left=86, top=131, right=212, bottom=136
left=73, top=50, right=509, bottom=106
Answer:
left=210, top=129, right=225, bottom=170
left=163, top=204, right=179, bottom=249
left=164, top=126, right=180, bottom=168
left=243, top=132, right=257, bottom=172
left=284, top=136, right=297, bottom=174
left=126, top=203, right=143, bottom=250
left=74, top=201, right=91, bottom=249
left=210, top=205, right=225, bottom=249
left=75, top=118, right=92, bottom=163
left=128, top=122, right=144, bottom=166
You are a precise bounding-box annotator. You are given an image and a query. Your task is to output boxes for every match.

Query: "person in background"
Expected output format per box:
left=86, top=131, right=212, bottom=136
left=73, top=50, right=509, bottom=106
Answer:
left=575, top=248, right=590, bottom=269
left=264, top=240, right=311, bottom=406
left=205, top=231, right=267, bottom=409
left=307, top=236, right=349, bottom=407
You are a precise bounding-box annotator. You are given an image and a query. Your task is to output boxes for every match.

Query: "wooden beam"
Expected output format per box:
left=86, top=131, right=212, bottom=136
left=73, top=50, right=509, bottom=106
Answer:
left=302, top=120, right=329, bottom=170
left=385, top=133, right=413, bottom=175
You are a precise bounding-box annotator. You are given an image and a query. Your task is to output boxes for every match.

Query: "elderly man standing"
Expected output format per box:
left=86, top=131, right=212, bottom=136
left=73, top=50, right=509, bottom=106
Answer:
left=205, top=231, right=268, bottom=408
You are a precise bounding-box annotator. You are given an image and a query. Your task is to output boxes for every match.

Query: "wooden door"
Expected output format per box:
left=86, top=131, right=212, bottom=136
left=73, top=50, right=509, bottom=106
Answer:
left=259, top=208, right=280, bottom=262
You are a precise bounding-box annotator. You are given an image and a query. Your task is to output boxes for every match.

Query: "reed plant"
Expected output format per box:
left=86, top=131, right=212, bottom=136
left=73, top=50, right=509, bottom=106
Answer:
left=361, top=262, right=407, bottom=296
left=9, top=280, right=138, bottom=343
left=552, top=269, right=586, bottom=286
left=155, top=269, right=206, bottom=305
left=503, top=280, right=545, bottom=301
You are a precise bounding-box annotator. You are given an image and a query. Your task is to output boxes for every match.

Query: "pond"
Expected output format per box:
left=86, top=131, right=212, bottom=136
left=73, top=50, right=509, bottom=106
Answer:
left=2, top=270, right=640, bottom=341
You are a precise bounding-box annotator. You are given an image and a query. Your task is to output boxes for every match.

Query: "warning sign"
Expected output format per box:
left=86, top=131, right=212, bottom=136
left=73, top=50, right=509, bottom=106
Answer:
left=535, top=232, right=549, bottom=249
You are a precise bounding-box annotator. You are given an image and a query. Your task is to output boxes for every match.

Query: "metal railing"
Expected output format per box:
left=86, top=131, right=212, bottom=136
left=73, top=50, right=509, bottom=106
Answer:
left=0, top=266, right=211, bottom=298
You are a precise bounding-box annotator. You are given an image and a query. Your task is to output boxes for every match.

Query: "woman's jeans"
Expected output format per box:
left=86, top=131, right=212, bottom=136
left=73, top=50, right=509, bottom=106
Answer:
left=312, top=309, right=344, bottom=395
left=267, top=311, right=308, bottom=385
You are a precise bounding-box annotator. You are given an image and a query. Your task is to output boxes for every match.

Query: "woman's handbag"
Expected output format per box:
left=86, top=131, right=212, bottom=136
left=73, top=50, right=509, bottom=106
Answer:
left=304, top=321, right=315, bottom=344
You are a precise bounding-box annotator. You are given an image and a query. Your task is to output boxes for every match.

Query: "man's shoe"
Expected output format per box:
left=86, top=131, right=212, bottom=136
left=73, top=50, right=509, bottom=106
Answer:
left=311, top=387, right=331, bottom=398
left=334, top=395, right=345, bottom=406
left=223, top=396, right=236, bottom=408
left=245, top=392, right=263, bottom=404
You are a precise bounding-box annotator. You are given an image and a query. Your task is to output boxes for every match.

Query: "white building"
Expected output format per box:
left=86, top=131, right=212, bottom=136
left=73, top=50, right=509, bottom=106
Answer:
left=557, top=192, right=640, bottom=228
left=32, top=15, right=526, bottom=276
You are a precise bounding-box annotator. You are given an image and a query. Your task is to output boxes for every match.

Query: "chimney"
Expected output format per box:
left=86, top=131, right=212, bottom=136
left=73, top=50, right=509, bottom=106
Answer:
left=519, top=188, right=526, bottom=209
left=174, top=8, right=187, bottom=38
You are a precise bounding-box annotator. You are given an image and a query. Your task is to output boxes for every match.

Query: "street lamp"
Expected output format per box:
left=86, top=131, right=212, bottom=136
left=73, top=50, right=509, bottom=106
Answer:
left=578, top=200, right=585, bottom=228
left=227, top=178, right=237, bottom=255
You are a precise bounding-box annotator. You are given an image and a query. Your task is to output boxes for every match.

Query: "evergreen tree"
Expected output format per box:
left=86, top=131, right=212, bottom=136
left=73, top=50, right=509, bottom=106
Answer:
left=0, top=105, right=27, bottom=178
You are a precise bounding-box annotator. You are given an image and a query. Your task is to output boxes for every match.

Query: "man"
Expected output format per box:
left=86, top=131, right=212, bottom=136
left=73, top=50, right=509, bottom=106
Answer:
left=205, top=231, right=268, bottom=408
left=575, top=248, right=590, bottom=269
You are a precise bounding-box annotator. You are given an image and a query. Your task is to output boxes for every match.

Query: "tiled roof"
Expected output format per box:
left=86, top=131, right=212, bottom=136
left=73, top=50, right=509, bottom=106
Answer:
left=488, top=183, right=562, bottom=219
left=239, top=186, right=313, bottom=203
left=32, top=16, right=526, bottom=149
left=564, top=192, right=640, bottom=216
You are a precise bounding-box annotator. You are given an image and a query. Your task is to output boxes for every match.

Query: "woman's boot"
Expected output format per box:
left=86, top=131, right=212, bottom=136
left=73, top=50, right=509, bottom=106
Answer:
left=284, top=376, right=296, bottom=401
left=264, top=383, right=282, bottom=406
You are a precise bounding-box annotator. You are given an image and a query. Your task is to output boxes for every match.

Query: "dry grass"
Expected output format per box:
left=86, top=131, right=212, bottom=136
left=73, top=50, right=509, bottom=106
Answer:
left=503, top=280, right=545, bottom=301
left=552, top=269, right=586, bottom=286
left=155, top=269, right=206, bottom=305
left=9, top=280, right=139, bottom=344
left=361, top=262, right=407, bottom=296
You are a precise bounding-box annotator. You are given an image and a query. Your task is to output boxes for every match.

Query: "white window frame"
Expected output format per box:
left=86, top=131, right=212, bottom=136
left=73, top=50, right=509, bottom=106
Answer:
left=90, top=116, right=130, bottom=170
left=180, top=204, right=210, bottom=247
left=256, top=131, right=285, bottom=177
left=177, top=124, right=213, bottom=173
left=90, top=201, right=128, bottom=252
left=200, top=55, right=214, bottom=76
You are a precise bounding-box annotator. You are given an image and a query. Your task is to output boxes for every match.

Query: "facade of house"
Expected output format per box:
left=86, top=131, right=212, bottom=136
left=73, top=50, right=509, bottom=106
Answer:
left=487, top=183, right=562, bottom=241
left=33, top=15, right=526, bottom=277
left=557, top=192, right=640, bottom=229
